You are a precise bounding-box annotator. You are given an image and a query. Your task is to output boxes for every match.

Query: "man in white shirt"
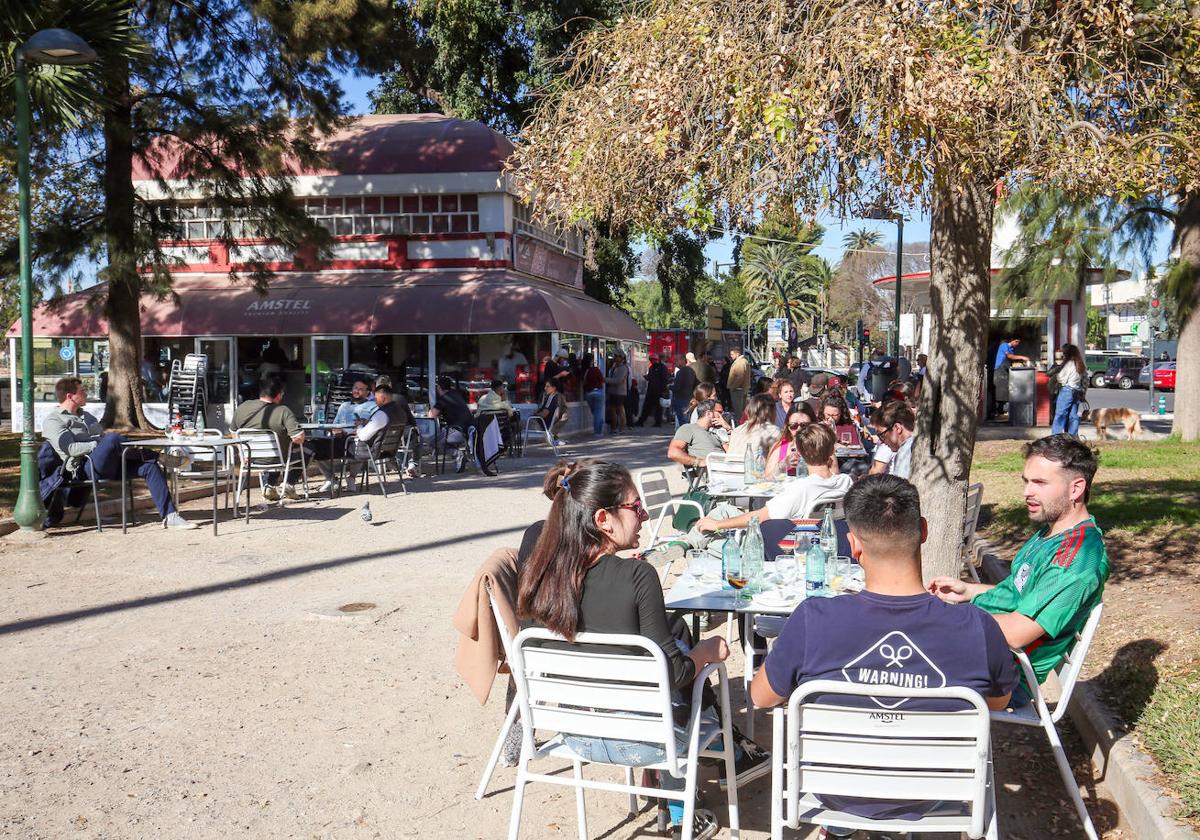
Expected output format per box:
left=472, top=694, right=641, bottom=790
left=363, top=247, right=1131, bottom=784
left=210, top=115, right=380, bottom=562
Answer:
left=868, top=399, right=916, bottom=479
left=695, top=423, right=852, bottom=532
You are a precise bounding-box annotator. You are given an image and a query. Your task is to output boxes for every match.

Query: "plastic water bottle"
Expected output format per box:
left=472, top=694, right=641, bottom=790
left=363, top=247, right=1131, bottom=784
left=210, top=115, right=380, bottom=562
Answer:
left=805, top=535, right=826, bottom=595
left=721, top=531, right=741, bottom=591
left=742, top=517, right=765, bottom=590
left=743, top=444, right=755, bottom=485
left=820, top=506, right=837, bottom=558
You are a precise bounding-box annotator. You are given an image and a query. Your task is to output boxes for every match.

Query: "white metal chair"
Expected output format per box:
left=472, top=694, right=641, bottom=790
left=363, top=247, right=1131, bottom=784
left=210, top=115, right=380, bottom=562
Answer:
left=521, top=414, right=560, bottom=457
left=507, top=627, right=740, bottom=840
left=991, top=601, right=1104, bottom=840
left=635, top=468, right=705, bottom=556
left=233, top=428, right=292, bottom=507
left=771, top=680, right=997, bottom=839
left=170, top=429, right=239, bottom=514
left=475, top=579, right=519, bottom=800
left=961, top=482, right=985, bottom=583
left=705, top=452, right=744, bottom=489
left=740, top=613, right=786, bottom=739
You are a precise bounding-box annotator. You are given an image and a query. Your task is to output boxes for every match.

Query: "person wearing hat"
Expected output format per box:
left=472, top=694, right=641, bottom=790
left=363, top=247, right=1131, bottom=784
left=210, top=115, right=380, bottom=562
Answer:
left=634, top=352, right=670, bottom=427
left=540, top=347, right=572, bottom=392
left=805, top=371, right=831, bottom=416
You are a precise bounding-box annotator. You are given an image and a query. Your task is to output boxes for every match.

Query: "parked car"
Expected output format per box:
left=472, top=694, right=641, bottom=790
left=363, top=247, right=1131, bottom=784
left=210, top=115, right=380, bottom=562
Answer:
left=1105, top=355, right=1149, bottom=390
left=1139, top=361, right=1176, bottom=390
left=1084, top=352, right=1121, bottom=388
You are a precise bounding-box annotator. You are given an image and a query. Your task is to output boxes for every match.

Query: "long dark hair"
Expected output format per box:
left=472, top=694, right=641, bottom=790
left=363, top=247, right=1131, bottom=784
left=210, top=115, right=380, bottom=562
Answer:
left=1061, top=344, right=1086, bottom=377
left=744, top=393, right=776, bottom=428
left=686, top=382, right=717, bottom=415
left=518, top=462, right=634, bottom=641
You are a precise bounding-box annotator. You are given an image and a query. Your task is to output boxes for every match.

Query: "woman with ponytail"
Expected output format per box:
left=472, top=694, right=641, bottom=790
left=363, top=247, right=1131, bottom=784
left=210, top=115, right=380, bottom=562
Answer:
left=517, top=461, right=767, bottom=838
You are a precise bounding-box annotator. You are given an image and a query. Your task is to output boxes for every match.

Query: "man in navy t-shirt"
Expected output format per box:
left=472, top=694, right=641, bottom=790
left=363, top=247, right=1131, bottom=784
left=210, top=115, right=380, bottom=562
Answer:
left=750, top=474, right=1016, bottom=828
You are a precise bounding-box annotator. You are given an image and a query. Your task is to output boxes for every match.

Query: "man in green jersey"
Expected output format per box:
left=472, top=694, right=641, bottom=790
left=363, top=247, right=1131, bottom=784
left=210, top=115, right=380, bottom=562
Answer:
left=928, top=434, right=1107, bottom=703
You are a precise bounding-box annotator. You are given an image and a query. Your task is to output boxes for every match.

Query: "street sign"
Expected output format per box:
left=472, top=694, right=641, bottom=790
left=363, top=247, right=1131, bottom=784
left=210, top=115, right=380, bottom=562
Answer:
left=766, top=317, right=787, bottom=343
left=1130, top=323, right=1139, bottom=335
left=58, top=345, right=76, bottom=362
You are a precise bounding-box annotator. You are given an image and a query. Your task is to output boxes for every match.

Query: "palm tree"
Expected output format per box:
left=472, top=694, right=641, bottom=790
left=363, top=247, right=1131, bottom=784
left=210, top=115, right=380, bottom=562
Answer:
left=842, top=227, right=885, bottom=257
left=740, top=241, right=824, bottom=333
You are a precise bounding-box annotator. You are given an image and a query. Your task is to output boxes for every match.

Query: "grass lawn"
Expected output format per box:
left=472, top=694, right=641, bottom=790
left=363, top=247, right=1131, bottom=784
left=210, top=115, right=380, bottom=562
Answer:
left=974, top=437, right=1200, bottom=827
left=0, top=432, right=19, bottom=519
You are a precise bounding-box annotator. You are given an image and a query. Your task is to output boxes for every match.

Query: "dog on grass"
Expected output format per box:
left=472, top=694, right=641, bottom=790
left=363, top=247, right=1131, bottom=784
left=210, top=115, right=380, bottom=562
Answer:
left=1080, top=406, right=1142, bottom=440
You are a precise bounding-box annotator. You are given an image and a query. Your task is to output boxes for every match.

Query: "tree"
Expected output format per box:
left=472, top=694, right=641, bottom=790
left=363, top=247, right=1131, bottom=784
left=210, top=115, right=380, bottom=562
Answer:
left=1087, top=307, right=1108, bottom=350
left=512, top=0, right=1160, bottom=576
left=1, top=0, right=391, bottom=428
left=829, top=228, right=890, bottom=336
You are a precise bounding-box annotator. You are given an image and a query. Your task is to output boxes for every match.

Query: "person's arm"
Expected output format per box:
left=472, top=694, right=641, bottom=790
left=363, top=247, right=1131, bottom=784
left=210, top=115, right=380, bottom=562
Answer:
left=927, top=577, right=994, bottom=603
left=44, top=413, right=98, bottom=460
left=991, top=611, right=1047, bottom=650
left=282, top=407, right=304, bottom=444
left=696, top=505, right=769, bottom=534
left=357, top=410, right=388, bottom=443
left=427, top=405, right=441, bottom=419
left=630, top=561, right=702, bottom=688
left=750, top=666, right=788, bottom=709
left=763, top=440, right=784, bottom=478
left=667, top=438, right=702, bottom=469
left=981, top=614, right=1018, bottom=711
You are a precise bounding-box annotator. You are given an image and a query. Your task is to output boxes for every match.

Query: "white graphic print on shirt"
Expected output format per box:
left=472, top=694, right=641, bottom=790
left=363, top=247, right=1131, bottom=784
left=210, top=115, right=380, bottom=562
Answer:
left=841, top=630, right=948, bottom=709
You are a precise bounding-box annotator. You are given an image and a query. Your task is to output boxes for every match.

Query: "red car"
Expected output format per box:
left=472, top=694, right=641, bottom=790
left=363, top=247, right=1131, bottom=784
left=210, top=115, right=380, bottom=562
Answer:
left=1154, top=362, right=1176, bottom=390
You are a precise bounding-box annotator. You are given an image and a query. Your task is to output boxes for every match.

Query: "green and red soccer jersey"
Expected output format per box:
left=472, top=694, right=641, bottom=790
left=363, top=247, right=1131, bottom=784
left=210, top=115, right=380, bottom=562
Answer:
left=972, top=517, right=1108, bottom=686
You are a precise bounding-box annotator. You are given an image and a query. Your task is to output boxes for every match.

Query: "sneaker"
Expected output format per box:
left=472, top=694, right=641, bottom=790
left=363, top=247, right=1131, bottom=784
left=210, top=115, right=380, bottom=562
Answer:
left=454, top=449, right=468, bottom=473
left=282, top=484, right=300, bottom=500
left=317, top=479, right=335, bottom=494
left=717, top=740, right=771, bottom=790
left=670, top=808, right=718, bottom=840
left=164, top=512, right=198, bottom=530
left=262, top=485, right=280, bottom=502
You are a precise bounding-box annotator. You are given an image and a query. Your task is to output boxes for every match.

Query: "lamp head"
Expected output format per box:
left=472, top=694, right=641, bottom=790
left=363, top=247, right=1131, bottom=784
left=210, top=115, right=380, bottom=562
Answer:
left=18, top=29, right=98, bottom=66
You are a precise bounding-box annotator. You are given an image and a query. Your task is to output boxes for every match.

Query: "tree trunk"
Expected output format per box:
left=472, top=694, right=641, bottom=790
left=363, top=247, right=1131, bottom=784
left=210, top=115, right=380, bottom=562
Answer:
left=910, top=169, right=995, bottom=580
left=1172, top=191, right=1200, bottom=442
left=99, top=55, right=151, bottom=430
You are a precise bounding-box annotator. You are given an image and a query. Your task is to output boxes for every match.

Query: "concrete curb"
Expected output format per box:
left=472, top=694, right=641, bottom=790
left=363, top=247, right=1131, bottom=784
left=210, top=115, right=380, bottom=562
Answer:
left=976, top=543, right=1199, bottom=839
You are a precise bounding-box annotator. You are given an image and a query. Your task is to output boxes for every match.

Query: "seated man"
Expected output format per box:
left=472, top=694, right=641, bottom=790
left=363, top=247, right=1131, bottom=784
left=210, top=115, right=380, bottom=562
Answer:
left=696, top=423, right=852, bottom=532
left=428, top=375, right=474, bottom=471
left=41, top=376, right=197, bottom=529
left=929, top=434, right=1108, bottom=705
left=751, top=475, right=1016, bottom=829
left=667, top=398, right=730, bottom=471
left=344, top=383, right=417, bottom=482
left=476, top=379, right=521, bottom=448
left=533, top=378, right=568, bottom=445
left=868, top=398, right=916, bottom=479
left=232, top=377, right=332, bottom=500
left=306, top=377, right=378, bottom=493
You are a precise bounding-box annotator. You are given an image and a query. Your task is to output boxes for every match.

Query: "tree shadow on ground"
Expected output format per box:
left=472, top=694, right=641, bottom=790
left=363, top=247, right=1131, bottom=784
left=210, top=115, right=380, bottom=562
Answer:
left=1093, top=638, right=1167, bottom=727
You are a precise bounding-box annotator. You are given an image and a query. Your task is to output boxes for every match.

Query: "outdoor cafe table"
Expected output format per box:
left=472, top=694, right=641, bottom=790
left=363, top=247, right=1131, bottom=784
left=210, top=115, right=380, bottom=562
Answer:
left=297, top=422, right=356, bottom=497
left=120, top=436, right=250, bottom=536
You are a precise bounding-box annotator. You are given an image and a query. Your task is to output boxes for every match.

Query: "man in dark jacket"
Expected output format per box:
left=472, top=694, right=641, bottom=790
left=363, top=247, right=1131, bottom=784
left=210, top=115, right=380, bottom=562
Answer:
left=635, top=354, right=670, bottom=427
left=669, top=353, right=697, bottom=427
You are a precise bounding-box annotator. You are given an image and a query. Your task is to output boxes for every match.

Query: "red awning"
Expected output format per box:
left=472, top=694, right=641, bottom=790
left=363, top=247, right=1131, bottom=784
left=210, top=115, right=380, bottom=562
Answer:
left=9, top=270, right=647, bottom=343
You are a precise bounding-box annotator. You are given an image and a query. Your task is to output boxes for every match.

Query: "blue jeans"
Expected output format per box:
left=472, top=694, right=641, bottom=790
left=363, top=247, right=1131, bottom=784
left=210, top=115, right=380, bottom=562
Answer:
left=672, top=397, right=690, bottom=428
left=85, top=432, right=177, bottom=517
left=564, top=707, right=720, bottom=824
left=584, top=389, right=605, bottom=435
left=1051, top=388, right=1080, bottom=435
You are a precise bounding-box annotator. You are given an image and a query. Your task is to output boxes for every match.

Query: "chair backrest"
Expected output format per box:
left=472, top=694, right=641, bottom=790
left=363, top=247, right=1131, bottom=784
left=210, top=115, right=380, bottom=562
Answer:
left=785, top=680, right=992, bottom=838
left=372, top=423, right=407, bottom=458
left=635, top=468, right=674, bottom=513
left=185, top=429, right=228, bottom=465
left=1044, top=601, right=1105, bottom=723
left=484, top=580, right=515, bottom=664
left=961, top=482, right=985, bottom=559
left=510, top=628, right=680, bottom=768
left=706, top=451, right=744, bottom=486
left=234, top=428, right=284, bottom=464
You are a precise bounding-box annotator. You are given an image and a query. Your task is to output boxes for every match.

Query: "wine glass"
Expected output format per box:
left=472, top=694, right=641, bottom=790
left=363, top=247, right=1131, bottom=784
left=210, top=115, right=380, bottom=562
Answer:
left=725, top=547, right=747, bottom=606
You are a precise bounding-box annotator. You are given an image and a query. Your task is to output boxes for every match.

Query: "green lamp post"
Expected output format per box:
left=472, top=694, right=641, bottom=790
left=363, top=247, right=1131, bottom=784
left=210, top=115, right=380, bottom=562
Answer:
left=11, top=29, right=99, bottom=535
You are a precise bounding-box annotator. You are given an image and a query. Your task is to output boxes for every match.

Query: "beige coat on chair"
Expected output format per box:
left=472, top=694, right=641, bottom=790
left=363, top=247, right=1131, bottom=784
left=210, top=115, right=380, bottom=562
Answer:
left=453, top=547, right=519, bottom=705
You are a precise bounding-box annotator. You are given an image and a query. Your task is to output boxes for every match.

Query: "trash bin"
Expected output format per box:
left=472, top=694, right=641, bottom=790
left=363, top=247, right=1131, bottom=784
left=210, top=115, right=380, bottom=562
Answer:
left=869, top=359, right=896, bottom=401
left=1008, top=366, right=1037, bottom=427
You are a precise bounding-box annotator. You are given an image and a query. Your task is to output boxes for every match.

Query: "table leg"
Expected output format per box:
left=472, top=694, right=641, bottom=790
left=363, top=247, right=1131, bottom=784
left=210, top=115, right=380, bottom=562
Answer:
left=300, top=444, right=310, bottom=499
left=121, top=448, right=128, bottom=534
left=692, top=612, right=701, bottom=641
left=211, top=447, right=219, bottom=537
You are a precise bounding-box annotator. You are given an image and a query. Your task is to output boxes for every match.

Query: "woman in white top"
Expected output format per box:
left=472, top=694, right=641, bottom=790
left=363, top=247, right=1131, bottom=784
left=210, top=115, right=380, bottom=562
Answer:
left=1051, top=343, right=1086, bottom=436
left=727, top=393, right=781, bottom=463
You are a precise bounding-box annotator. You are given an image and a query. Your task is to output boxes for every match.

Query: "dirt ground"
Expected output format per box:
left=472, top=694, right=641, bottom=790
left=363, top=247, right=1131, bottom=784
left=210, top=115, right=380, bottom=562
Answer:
left=0, top=432, right=1128, bottom=839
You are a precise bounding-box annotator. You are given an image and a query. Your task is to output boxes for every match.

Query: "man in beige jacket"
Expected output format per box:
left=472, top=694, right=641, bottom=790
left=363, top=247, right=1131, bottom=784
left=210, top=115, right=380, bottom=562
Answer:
left=726, top=346, right=752, bottom=418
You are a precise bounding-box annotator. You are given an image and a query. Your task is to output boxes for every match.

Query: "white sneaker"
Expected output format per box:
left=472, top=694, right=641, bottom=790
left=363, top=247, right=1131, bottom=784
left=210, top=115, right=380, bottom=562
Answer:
left=317, top=479, right=335, bottom=494
left=164, top=512, right=198, bottom=530
left=263, top=485, right=280, bottom=502
left=282, top=484, right=301, bottom=500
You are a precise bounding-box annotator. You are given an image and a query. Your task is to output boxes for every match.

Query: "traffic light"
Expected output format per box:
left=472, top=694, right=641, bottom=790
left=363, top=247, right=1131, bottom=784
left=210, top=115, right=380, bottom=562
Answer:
left=1151, top=298, right=1161, bottom=309
left=856, top=319, right=864, bottom=343
left=863, top=328, right=871, bottom=344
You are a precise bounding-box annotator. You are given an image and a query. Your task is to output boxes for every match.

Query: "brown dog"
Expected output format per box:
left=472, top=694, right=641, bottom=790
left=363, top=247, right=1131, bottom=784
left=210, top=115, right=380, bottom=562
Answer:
left=1080, top=406, right=1142, bottom=439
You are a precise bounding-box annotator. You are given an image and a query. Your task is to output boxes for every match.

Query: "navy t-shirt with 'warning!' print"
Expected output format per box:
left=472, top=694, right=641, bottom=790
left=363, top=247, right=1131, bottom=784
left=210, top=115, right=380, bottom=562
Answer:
left=763, top=590, right=1017, bottom=821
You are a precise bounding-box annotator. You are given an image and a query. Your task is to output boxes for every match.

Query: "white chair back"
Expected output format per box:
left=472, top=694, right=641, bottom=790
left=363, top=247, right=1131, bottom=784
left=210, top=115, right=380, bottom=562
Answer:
left=705, top=452, right=744, bottom=487
left=234, top=428, right=285, bottom=467
left=961, top=482, right=985, bottom=579
left=635, top=468, right=674, bottom=514
left=510, top=628, right=680, bottom=770
left=783, top=680, right=992, bottom=839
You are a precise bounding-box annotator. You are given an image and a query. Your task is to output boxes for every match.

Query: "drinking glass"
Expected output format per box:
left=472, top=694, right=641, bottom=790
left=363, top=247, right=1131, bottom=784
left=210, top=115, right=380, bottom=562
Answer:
left=725, top=547, right=747, bottom=606
left=686, top=549, right=709, bottom=579
left=828, top=555, right=852, bottom=592
left=775, top=554, right=799, bottom=592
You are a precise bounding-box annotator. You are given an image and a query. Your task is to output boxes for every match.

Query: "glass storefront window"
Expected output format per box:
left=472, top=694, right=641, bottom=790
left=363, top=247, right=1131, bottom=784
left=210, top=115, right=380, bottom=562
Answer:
left=346, top=334, right=430, bottom=404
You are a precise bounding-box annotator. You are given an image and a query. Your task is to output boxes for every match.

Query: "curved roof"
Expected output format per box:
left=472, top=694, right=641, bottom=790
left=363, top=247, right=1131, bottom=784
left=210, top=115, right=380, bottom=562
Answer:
left=132, top=114, right=515, bottom=181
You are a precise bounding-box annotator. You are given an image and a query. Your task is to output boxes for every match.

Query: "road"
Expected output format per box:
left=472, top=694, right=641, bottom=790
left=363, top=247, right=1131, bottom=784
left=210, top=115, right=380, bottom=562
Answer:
left=1084, top=386, right=1174, bottom=414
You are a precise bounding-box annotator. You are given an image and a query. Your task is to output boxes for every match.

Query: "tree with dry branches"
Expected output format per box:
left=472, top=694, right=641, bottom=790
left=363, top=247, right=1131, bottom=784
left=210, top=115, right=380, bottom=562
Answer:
left=512, top=0, right=1168, bottom=575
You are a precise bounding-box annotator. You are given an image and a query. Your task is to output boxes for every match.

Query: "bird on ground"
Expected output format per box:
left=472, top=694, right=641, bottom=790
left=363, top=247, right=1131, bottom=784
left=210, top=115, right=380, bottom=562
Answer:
left=360, top=501, right=372, bottom=523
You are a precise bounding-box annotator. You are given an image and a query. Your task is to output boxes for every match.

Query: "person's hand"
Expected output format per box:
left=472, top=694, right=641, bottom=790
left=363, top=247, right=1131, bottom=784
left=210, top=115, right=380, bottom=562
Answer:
left=292, top=432, right=306, bottom=445
left=695, top=516, right=721, bottom=533
left=693, top=636, right=730, bottom=665
left=785, top=448, right=800, bottom=468
left=928, top=576, right=971, bottom=604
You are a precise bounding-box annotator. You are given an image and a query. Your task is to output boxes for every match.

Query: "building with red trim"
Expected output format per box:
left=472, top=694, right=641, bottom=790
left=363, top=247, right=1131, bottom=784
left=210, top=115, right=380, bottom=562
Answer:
left=9, top=114, right=647, bottom=430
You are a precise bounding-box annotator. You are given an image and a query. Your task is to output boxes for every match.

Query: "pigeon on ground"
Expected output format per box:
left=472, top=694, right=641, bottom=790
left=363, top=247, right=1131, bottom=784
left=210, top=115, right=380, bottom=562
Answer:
left=360, top=501, right=372, bottom=523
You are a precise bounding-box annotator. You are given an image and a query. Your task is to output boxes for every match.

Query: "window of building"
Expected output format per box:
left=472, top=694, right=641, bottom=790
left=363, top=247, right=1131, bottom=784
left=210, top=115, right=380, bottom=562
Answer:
left=514, top=202, right=583, bottom=256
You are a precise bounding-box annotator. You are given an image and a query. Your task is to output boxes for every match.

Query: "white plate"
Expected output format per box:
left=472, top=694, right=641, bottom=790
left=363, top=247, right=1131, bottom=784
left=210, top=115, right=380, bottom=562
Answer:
left=752, top=590, right=802, bottom=609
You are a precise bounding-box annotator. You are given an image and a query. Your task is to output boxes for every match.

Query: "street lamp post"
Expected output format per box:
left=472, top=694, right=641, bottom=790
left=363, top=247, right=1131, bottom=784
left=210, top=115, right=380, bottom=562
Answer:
left=862, top=203, right=906, bottom=357
left=10, top=29, right=99, bottom=536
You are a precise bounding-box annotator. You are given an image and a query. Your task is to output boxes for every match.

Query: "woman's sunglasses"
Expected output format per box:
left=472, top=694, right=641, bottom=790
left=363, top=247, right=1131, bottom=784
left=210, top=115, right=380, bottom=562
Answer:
left=613, top=499, right=650, bottom=520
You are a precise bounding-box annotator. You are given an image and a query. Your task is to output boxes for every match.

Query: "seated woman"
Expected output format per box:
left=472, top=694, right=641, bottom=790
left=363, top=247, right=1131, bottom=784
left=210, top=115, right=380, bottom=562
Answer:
left=764, top=403, right=816, bottom=479
left=770, top=379, right=797, bottom=428
left=727, top=393, right=781, bottom=463
left=819, top=394, right=862, bottom=447
left=517, top=461, right=768, bottom=839
left=685, top=382, right=718, bottom=424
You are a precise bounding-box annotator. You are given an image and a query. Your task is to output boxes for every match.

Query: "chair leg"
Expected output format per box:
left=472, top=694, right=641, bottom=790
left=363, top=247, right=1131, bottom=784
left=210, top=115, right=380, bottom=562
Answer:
left=720, top=677, right=741, bottom=839
left=372, top=458, right=389, bottom=499
left=771, top=708, right=784, bottom=840
left=743, top=622, right=757, bottom=739
left=985, top=757, right=999, bottom=840
left=507, top=762, right=527, bottom=840
left=1044, top=720, right=1100, bottom=839
left=572, top=759, right=588, bottom=840
left=624, top=767, right=637, bottom=815
left=475, top=703, right=519, bottom=800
